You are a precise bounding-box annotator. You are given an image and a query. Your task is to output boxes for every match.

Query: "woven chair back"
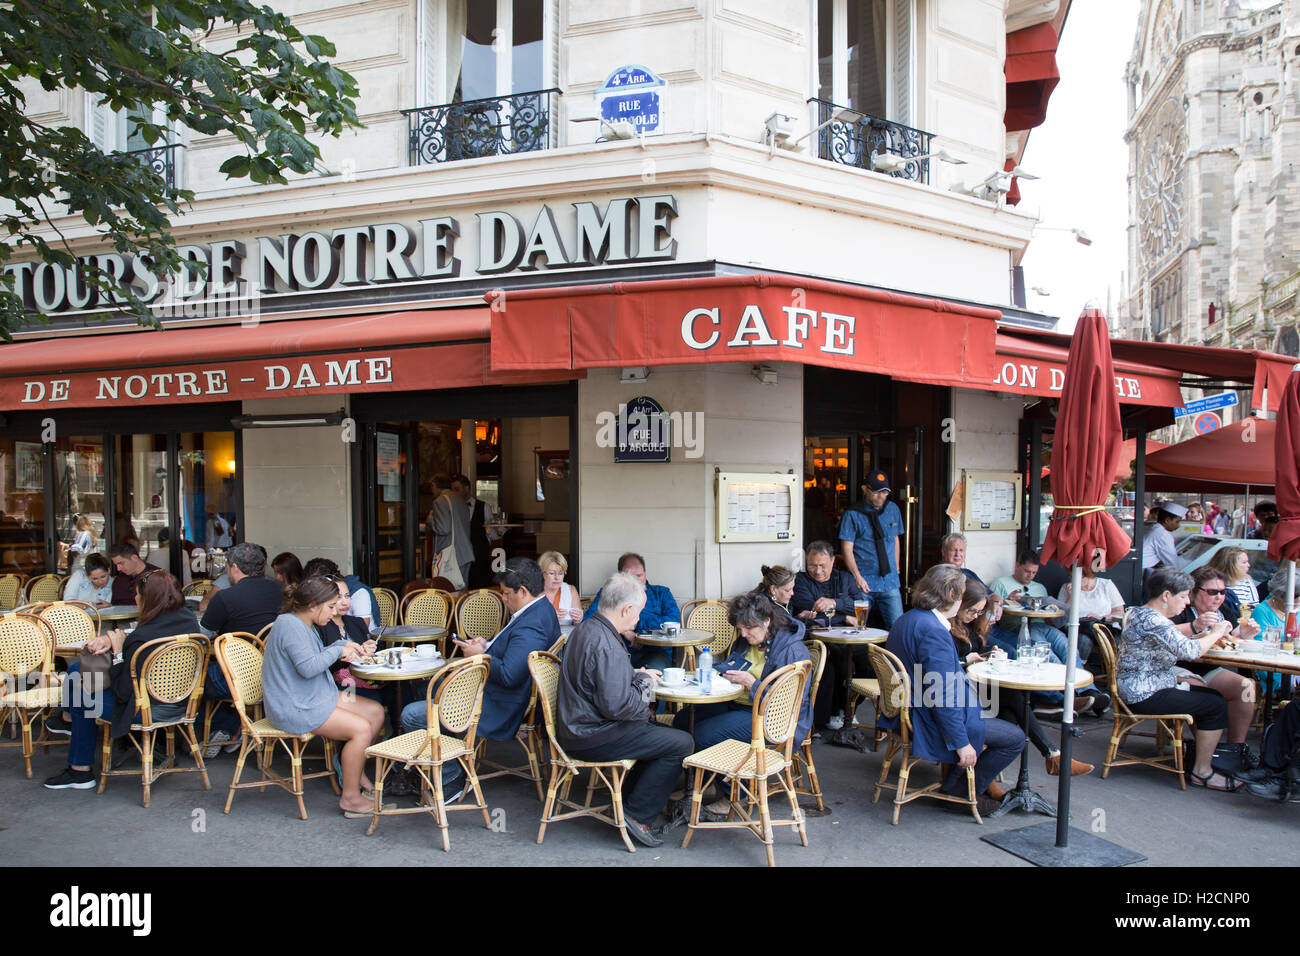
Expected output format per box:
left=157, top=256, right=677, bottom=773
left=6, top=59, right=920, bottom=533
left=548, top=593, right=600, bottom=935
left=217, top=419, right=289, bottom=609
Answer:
left=457, top=590, right=505, bottom=641
left=430, top=656, right=490, bottom=736
left=0, top=613, right=52, bottom=676
left=868, top=644, right=912, bottom=737
left=685, top=600, right=735, bottom=657
left=183, top=580, right=214, bottom=598
left=805, top=640, right=828, bottom=704
left=373, top=587, right=399, bottom=627
left=216, top=632, right=266, bottom=712
left=527, top=651, right=571, bottom=760
left=1093, top=623, right=1132, bottom=717
left=0, top=575, right=23, bottom=607
left=39, top=602, right=97, bottom=648
left=579, top=595, right=595, bottom=614
left=138, top=636, right=206, bottom=708
left=26, top=574, right=62, bottom=603
left=547, top=633, right=567, bottom=655
left=753, top=661, right=809, bottom=748
left=405, top=590, right=452, bottom=629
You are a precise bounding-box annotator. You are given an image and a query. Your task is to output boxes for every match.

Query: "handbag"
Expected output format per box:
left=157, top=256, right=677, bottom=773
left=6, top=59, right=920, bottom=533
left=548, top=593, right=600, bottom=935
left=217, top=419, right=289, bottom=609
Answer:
left=431, top=500, right=465, bottom=590
left=78, top=647, right=114, bottom=696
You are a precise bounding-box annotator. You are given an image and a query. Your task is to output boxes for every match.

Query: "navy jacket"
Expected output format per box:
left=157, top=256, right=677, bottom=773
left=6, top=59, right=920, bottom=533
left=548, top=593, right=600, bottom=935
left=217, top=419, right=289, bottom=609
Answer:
left=881, top=608, right=987, bottom=763
left=583, top=581, right=680, bottom=632
left=791, top=569, right=866, bottom=626
left=719, top=617, right=814, bottom=744
left=479, top=595, right=560, bottom=740
left=109, top=607, right=201, bottom=739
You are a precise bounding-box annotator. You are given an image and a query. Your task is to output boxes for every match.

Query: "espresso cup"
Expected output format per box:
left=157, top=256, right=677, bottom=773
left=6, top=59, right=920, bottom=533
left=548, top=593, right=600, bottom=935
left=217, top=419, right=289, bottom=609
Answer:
left=415, top=644, right=437, bottom=658
left=662, top=667, right=685, bottom=686
left=663, top=621, right=680, bottom=635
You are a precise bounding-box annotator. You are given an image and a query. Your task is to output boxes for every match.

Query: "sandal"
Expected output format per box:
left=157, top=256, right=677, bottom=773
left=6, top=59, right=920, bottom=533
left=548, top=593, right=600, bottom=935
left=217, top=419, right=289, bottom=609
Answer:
left=1189, top=770, right=1242, bottom=792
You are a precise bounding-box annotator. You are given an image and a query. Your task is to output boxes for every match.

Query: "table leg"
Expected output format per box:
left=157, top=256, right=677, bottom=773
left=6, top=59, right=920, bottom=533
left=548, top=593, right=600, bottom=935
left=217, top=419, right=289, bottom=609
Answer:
left=988, top=689, right=1056, bottom=819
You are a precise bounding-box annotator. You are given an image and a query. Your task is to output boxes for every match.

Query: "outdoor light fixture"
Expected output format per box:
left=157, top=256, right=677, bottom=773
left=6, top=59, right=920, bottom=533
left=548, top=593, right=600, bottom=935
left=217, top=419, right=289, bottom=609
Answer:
left=765, top=107, right=864, bottom=157
left=870, top=148, right=966, bottom=174
left=619, top=366, right=651, bottom=384
left=949, top=165, right=1040, bottom=203
left=231, top=410, right=345, bottom=429
left=569, top=115, right=644, bottom=147
left=1035, top=223, right=1093, bottom=246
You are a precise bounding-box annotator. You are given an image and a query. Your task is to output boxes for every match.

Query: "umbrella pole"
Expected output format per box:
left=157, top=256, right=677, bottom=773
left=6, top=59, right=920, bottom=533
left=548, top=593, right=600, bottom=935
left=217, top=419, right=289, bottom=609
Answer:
left=1056, top=562, right=1083, bottom=848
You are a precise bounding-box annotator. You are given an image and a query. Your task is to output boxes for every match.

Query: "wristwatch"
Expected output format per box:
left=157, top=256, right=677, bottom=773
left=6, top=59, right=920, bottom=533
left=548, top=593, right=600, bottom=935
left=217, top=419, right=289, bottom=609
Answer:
left=112, top=651, right=124, bottom=665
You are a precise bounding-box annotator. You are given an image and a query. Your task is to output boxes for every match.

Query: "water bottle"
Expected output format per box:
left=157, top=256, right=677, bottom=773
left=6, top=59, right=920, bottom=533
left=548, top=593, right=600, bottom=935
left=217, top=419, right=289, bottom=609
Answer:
left=698, top=647, right=713, bottom=694
left=1016, top=629, right=1032, bottom=662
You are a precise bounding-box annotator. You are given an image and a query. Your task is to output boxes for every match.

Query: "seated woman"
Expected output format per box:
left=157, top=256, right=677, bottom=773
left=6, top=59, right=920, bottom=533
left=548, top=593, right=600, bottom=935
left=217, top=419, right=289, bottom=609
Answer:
left=1058, top=564, right=1124, bottom=631
left=539, top=550, right=582, bottom=634
left=673, top=592, right=812, bottom=751
left=881, top=564, right=1025, bottom=816
left=63, top=552, right=114, bottom=606
left=261, top=575, right=384, bottom=816
left=1209, top=547, right=1258, bottom=610
left=272, top=551, right=303, bottom=595
left=753, top=565, right=796, bottom=612
left=1169, top=566, right=1260, bottom=766
left=1249, top=568, right=1297, bottom=702
left=43, top=570, right=197, bottom=790
left=1118, top=567, right=1239, bottom=791
left=317, top=576, right=384, bottom=707
left=953, top=578, right=1092, bottom=778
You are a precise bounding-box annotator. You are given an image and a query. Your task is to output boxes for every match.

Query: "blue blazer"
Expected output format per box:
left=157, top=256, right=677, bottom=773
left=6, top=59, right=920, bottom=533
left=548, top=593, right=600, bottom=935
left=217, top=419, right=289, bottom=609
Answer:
left=479, top=596, right=560, bottom=740
left=881, top=608, right=986, bottom=763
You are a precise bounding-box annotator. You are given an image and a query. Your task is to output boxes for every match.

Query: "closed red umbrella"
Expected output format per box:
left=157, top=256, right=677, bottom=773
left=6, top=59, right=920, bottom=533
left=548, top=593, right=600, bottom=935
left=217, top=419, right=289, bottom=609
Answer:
left=1269, top=366, right=1300, bottom=565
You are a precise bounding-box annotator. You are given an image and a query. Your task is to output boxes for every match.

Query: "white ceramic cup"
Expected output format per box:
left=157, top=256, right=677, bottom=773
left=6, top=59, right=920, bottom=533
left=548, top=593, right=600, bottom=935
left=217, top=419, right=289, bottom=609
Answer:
left=663, top=621, right=680, bottom=635
left=662, top=667, right=685, bottom=686
left=415, top=643, right=437, bottom=658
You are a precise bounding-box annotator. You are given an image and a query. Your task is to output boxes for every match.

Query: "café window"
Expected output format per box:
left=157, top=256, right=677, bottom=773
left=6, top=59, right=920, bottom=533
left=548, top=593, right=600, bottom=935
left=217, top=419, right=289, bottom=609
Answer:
left=816, top=0, right=916, bottom=125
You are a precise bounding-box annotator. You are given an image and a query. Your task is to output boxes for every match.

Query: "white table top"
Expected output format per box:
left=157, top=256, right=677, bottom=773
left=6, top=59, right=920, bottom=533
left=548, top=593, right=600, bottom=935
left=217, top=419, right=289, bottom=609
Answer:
left=636, top=627, right=713, bottom=647
left=1000, top=604, right=1065, bottom=619
left=351, top=651, right=447, bottom=681
left=1204, top=644, right=1300, bottom=674
left=967, top=660, right=1094, bottom=692
left=654, top=676, right=743, bottom=704
left=809, top=626, right=889, bottom=645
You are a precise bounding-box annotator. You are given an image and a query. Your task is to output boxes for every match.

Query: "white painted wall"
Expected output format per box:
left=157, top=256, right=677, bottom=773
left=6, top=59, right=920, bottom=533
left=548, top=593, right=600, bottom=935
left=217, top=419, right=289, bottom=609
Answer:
left=949, top=386, right=1025, bottom=583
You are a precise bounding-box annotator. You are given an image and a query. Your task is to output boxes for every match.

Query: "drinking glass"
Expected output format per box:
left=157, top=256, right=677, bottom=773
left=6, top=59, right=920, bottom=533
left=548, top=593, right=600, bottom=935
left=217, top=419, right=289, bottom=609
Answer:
left=1262, top=627, right=1282, bottom=655
left=853, top=600, right=870, bottom=628
left=1031, top=644, right=1051, bottom=672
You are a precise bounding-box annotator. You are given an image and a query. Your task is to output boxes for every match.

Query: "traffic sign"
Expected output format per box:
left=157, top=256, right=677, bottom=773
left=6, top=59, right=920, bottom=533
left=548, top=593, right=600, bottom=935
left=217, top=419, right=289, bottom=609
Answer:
left=1174, top=391, right=1239, bottom=418
left=597, top=65, right=666, bottom=134
left=1192, top=411, right=1222, bottom=434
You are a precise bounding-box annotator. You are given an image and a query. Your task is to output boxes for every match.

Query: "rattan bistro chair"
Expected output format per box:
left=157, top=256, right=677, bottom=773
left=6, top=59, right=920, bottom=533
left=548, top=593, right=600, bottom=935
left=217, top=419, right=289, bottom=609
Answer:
left=25, top=574, right=62, bottom=604
left=201, top=630, right=259, bottom=751
left=0, top=575, right=24, bottom=609
left=373, top=587, right=400, bottom=628
left=402, top=589, right=454, bottom=647
left=528, top=650, right=639, bottom=853
left=684, top=599, right=735, bottom=660
left=365, top=656, right=492, bottom=852
left=847, top=675, right=884, bottom=751
left=0, top=613, right=65, bottom=776
left=792, top=641, right=827, bottom=811
left=1093, top=623, right=1192, bottom=788
left=183, top=580, right=214, bottom=599
left=214, top=631, right=339, bottom=820
left=682, top=660, right=811, bottom=867
left=97, top=635, right=212, bottom=807
left=455, top=589, right=506, bottom=643
left=869, top=644, right=982, bottom=825
left=38, top=602, right=98, bottom=662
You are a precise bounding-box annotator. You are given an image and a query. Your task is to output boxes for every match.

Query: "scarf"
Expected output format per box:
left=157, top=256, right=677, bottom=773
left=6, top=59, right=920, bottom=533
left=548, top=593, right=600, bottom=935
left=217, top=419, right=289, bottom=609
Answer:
left=854, top=498, right=892, bottom=576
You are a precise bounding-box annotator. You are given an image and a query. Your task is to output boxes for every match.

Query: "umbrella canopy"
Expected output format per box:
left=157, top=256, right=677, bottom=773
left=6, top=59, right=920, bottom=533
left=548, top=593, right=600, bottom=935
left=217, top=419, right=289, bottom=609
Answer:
left=1041, top=309, right=1132, bottom=570
left=1269, top=366, right=1300, bottom=563
left=1144, top=418, right=1275, bottom=488
left=1115, top=437, right=1168, bottom=482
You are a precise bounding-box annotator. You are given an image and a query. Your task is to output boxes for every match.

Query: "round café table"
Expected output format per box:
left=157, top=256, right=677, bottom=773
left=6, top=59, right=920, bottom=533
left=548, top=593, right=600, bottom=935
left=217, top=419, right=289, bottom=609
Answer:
left=350, top=651, right=449, bottom=684
left=97, top=605, right=139, bottom=633
left=655, top=677, right=744, bottom=734
left=370, top=624, right=447, bottom=648
left=999, top=604, right=1065, bottom=652
left=967, top=660, right=1093, bottom=818
left=635, top=627, right=714, bottom=669
left=1205, top=641, right=1300, bottom=724
left=809, top=626, right=888, bottom=730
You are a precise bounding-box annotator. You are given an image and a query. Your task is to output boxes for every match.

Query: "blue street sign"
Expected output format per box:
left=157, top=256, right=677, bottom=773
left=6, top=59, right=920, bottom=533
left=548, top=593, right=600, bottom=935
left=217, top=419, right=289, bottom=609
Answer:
left=596, top=64, right=666, bottom=133
left=1174, top=391, right=1239, bottom=418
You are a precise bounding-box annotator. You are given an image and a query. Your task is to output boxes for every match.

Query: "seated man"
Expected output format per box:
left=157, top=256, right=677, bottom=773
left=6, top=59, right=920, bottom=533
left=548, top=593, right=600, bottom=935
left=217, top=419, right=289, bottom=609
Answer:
left=559, top=572, right=694, bottom=848
left=582, top=552, right=679, bottom=672
left=793, top=540, right=868, bottom=729
left=146, top=528, right=192, bottom=586
left=392, top=557, right=558, bottom=797
left=107, top=541, right=150, bottom=605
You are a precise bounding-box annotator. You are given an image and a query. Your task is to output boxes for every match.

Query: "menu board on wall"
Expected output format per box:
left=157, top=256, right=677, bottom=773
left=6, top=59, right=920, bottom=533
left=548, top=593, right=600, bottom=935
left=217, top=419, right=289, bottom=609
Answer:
left=716, top=472, right=798, bottom=542
left=376, top=432, right=402, bottom=502
left=960, top=470, right=1023, bottom=531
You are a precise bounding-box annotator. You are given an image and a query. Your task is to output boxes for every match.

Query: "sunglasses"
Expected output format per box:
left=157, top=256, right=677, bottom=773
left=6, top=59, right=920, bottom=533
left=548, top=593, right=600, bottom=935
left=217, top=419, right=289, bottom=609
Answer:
left=1197, top=588, right=1226, bottom=597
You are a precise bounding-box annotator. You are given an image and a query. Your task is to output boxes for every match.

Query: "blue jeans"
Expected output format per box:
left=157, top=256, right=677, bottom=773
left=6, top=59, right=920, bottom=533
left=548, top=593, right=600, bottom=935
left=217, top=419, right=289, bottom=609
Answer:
left=63, top=660, right=114, bottom=767
left=871, top=589, right=905, bottom=628
left=202, top=661, right=240, bottom=736
left=397, top=700, right=465, bottom=789
left=989, top=622, right=1095, bottom=705
left=943, top=716, right=1025, bottom=797
left=673, top=702, right=752, bottom=750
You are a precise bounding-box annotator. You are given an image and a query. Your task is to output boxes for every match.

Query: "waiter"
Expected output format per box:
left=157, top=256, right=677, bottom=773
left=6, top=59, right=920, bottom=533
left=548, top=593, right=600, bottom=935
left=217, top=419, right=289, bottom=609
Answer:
left=1142, top=501, right=1186, bottom=599
left=839, top=471, right=905, bottom=628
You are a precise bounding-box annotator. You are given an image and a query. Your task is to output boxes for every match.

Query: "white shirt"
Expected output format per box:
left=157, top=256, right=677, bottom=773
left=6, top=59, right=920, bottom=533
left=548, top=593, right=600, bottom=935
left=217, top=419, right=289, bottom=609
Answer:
left=485, top=594, right=546, bottom=651
left=1059, top=577, right=1123, bottom=619
left=1142, top=523, right=1178, bottom=570
left=349, top=588, right=373, bottom=626
left=932, top=608, right=953, bottom=632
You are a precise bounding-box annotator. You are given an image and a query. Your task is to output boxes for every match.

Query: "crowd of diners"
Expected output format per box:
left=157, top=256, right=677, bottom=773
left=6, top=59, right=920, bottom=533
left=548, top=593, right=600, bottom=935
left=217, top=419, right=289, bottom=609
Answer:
left=28, top=475, right=1300, bottom=841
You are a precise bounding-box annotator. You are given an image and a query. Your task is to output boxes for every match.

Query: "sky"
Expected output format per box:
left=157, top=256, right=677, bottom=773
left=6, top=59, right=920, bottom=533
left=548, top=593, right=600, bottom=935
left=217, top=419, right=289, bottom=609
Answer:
left=1018, top=0, right=1142, bottom=334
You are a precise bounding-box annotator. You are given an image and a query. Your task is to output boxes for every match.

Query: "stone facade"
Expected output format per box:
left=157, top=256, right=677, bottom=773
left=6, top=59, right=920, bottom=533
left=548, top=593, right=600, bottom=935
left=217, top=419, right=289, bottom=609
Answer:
left=1122, top=0, right=1300, bottom=366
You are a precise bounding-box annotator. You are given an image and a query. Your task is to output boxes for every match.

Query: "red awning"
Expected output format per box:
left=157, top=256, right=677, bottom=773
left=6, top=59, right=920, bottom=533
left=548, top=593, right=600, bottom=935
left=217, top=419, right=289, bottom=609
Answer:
left=1005, top=22, right=1061, bottom=131
left=489, top=274, right=1002, bottom=388
left=991, top=331, right=1184, bottom=407
left=1144, top=419, right=1276, bottom=489
left=0, top=307, right=561, bottom=410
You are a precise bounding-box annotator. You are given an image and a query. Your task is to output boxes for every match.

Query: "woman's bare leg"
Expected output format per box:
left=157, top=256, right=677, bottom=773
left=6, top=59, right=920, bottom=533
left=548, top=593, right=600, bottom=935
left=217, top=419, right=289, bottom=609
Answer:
left=1205, top=671, right=1254, bottom=744
left=315, top=706, right=376, bottom=812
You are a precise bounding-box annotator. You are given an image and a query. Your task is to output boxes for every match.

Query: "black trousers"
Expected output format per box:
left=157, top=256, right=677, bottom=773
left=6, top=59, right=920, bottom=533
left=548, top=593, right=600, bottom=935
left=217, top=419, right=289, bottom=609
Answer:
left=1263, top=692, right=1300, bottom=770
left=816, top=645, right=874, bottom=724
left=567, top=721, right=694, bottom=825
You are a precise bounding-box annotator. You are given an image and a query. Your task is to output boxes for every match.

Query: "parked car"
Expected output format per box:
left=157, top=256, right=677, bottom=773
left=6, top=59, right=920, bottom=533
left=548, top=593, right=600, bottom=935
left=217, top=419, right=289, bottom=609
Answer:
left=1175, top=535, right=1278, bottom=588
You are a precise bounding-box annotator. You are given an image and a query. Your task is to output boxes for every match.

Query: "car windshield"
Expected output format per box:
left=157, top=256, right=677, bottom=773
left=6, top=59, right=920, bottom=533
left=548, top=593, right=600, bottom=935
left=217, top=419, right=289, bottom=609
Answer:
left=1176, top=536, right=1220, bottom=563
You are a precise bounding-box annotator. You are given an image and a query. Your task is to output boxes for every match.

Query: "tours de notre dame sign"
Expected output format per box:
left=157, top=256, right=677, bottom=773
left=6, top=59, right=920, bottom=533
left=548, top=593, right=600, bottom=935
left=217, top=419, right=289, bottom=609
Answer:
left=5, top=194, right=679, bottom=314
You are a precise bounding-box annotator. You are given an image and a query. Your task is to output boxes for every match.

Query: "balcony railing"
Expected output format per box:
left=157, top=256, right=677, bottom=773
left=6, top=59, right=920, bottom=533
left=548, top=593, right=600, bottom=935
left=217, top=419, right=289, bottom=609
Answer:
left=402, top=89, right=559, bottom=166
left=127, top=143, right=180, bottom=191
left=808, top=98, right=934, bottom=184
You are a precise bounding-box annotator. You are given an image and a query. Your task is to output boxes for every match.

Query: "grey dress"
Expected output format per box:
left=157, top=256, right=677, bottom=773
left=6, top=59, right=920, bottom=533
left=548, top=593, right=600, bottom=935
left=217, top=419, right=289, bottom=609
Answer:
left=261, top=612, right=345, bottom=734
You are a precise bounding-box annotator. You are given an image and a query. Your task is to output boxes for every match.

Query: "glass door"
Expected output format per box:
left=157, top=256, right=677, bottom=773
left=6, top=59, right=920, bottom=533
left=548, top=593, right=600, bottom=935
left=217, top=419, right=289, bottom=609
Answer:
left=52, top=436, right=107, bottom=572
left=112, top=434, right=170, bottom=568
left=178, top=431, right=238, bottom=583
left=861, top=427, right=924, bottom=597
left=374, top=425, right=409, bottom=589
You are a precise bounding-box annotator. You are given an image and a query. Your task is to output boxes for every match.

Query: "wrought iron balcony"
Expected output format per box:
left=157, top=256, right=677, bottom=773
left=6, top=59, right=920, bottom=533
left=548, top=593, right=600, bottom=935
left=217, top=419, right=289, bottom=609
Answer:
left=127, top=143, right=180, bottom=191
left=402, top=89, right=559, bottom=166
left=808, top=98, right=934, bottom=184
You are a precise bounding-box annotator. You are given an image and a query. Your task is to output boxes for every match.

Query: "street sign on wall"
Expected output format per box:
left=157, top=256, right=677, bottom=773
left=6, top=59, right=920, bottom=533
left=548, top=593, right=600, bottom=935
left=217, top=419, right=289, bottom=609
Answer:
left=1174, top=391, right=1239, bottom=418
left=597, top=65, right=666, bottom=133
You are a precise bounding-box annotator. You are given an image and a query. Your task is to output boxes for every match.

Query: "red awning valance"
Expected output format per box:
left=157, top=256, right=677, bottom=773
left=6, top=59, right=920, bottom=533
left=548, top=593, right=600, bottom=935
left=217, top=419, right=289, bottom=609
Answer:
left=990, top=331, right=1185, bottom=407
left=1005, top=22, right=1061, bottom=131
left=0, top=307, right=559, bottom=409
left=488, top=274, right=1002, bottom=388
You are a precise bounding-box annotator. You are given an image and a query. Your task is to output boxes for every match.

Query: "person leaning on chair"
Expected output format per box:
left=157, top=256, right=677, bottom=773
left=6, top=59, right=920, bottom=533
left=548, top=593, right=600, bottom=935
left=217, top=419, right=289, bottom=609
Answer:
left=557, top=572, right=694, bottom=848
left=881, top=563, right=1027, bottom=816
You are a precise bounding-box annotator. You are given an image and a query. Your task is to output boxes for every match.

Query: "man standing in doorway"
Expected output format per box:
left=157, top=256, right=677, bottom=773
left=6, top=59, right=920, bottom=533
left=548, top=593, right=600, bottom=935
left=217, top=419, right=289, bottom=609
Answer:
left=839, top=472, right=905, bottom=628
left=427, top=473, right=473, bottom=588
left=454, top=474, right=501, bottom=589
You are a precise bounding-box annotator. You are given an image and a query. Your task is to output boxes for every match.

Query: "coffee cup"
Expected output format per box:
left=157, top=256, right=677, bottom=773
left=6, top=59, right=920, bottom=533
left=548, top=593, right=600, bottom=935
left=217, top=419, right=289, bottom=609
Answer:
left=662, top=667, right=685, bottom=686
left=663, top=621, right=680, bottom=635
left=415, top=644, right=437, bottom=658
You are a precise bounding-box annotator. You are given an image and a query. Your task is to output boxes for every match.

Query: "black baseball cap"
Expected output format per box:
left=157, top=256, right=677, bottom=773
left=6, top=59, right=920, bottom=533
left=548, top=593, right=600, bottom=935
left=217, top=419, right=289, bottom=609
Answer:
left=864, top=471, right=891, bottom=492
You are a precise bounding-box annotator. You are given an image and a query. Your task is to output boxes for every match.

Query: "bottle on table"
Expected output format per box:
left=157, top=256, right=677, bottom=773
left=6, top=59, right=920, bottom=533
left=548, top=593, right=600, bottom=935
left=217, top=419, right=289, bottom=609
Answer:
left=1016, top=629, right=1033, bottom=661
left=697, top=646, right=713, bottom=693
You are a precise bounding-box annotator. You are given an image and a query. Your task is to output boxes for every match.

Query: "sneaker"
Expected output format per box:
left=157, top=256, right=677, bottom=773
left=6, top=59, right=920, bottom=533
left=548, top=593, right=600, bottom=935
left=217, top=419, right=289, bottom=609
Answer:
left=626, top=818, right=664, bottom=848
left=204, top=730, right=232, bottom=759
left=1084, top=690, right=1111, bottom=715
left=826, top=713, right=845, bottom=731
left=44, top=714, right=73, bottom=736
left=43, top=766, right=95, bottom=790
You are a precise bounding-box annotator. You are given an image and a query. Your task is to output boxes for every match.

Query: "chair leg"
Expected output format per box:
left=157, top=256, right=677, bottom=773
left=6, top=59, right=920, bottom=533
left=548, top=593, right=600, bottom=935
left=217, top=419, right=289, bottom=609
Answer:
left=366, top=757, right=388, bottom=836
left=966, top=767, right=982, bottom=825
left=181, top=724, right=211, bottom=791
left=610, top=767, right=636, bottom=854
left=524, top=728, right=544, bottom=802
left=225, top=734, right=254, bottom=814
left=431, top=762, right=450, bottom=853
left=464, top=757, right=491, bottom=830
left=784, top=768, right=807, bottom=846
left=141, top=730, right=154, bottom=809
left=325, top=739, right=340, bottom=796
left=682, top=767, right=705, bottom=849
left=758, top=775, right=775, bottom=867
left=1172, top=728, right=1186, bottom=790
left=800, top=741, right=824, bottom=811
left=874, top=736, right=899, bottom=804
left=291, top=741, right=308, bottom=821
left=19, top=709, right=33, bottom=778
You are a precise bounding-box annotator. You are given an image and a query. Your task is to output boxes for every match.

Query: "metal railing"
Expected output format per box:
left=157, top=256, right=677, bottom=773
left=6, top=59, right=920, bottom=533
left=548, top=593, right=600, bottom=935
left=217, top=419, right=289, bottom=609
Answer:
left=808, top=98, right=934, bottom=184
left=402, top=89, right=560, bottom=166
left=127, top=143, right=180, bottom=191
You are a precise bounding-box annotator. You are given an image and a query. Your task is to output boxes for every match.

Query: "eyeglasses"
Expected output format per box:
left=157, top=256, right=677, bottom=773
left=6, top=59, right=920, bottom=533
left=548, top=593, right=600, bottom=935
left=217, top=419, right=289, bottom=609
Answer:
left=1197, top=588, right=1226, bottom=597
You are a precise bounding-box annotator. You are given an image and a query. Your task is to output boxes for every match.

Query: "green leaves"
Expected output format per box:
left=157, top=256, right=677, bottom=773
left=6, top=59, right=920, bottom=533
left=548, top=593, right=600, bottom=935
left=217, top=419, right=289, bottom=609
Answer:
left=0, top=0, right=363, bottom=339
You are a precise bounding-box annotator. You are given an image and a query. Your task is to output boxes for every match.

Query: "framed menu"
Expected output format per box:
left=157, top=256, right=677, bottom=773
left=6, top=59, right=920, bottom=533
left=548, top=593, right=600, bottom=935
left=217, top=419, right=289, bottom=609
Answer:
left=960, top=470, right=1023, bottom=531
left=716, top=472, right=798, bottom=542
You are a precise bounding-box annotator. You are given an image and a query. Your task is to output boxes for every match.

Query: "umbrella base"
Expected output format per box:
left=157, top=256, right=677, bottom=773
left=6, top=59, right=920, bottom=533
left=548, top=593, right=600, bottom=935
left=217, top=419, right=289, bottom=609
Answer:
left=982, top=822, right=1146, bottom=867
left=988, top=785, right=1056, bottom=819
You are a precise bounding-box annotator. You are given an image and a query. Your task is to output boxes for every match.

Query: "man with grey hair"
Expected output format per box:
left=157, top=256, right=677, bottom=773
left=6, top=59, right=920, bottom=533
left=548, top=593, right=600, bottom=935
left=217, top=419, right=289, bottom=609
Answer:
left=557, top=572, right=693, bottom=848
